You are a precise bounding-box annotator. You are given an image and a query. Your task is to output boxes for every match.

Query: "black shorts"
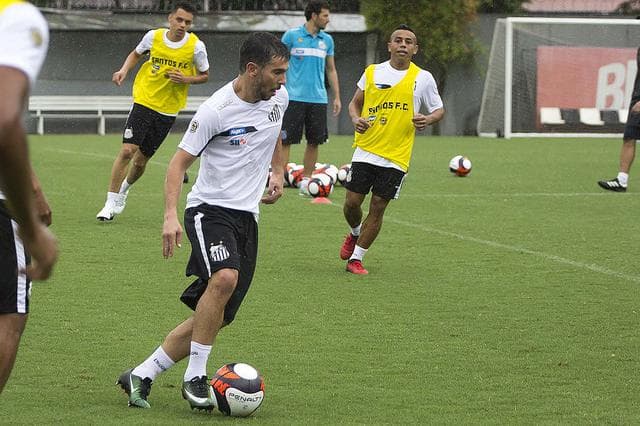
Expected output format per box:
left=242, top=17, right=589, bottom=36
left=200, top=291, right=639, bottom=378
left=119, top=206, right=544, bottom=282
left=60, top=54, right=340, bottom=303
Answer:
left=181, top=204, right=258, bottom=325
left=0, top=200, right=31, bottom=314
left=122, top=103, right=176, bottom=158
left=344, top=162, right=406, bottom=201
left=623, top=110, right=640, bottom=140
left=281, top=100, right=328, bottom=145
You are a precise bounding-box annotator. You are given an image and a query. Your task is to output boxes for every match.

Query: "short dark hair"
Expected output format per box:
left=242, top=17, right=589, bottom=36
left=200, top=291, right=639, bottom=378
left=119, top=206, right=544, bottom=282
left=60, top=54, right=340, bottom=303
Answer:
left=172, top=2, right=196, bottom=15
left=391, top=24, right=417, bottom=43
left=305, top=1, right=330, bottom=21
left=239, top=32, right=290, bottom=72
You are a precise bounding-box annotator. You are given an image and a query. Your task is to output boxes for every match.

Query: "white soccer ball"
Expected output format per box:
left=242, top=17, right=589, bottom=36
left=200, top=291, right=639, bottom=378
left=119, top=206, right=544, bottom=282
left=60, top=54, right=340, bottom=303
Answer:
left=449, top=155, right=472, bottom=177
left=337, top=163, right=351, bottom=185
left=210, top=363, right=265, bottom=417
left=307, top=173, right=334, bottom=197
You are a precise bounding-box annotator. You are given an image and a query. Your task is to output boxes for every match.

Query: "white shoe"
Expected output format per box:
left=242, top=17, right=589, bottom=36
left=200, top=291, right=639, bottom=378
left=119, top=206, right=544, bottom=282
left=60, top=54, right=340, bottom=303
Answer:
left=96, top=204, right=115, bottom=221
left=112, top=192, right=128, bottom=214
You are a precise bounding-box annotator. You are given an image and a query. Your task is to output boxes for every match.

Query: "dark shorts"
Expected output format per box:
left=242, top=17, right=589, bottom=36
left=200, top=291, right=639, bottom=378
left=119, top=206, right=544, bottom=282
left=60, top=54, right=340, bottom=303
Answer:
left=281, top=100, right=328, bottom=145
left=0, top=200, right=31, bottom=314
left=122, top=103, right=176, bottom=158
left=181, top=204, right=258, bottom=325
left=623, top=110, right=640, bottom=140
left=344, top=162, right=406, bottom=201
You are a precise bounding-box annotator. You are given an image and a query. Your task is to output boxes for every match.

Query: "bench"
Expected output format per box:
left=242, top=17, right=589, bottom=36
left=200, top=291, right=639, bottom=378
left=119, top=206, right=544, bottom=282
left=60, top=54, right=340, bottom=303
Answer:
left=28, top=95, right=209, bottom=135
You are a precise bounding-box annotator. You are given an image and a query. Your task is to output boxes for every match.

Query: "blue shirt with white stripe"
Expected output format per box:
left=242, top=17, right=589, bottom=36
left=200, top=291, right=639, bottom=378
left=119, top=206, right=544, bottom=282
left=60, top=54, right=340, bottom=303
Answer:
left=282, top=24, right=334, bottom=104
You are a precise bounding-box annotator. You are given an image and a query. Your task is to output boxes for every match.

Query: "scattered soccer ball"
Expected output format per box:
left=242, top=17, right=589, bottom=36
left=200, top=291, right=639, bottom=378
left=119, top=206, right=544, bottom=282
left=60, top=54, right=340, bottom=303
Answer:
left=449, top=155, right=472, bottom=177
left=287, top=164, right=305, bottom=188
left=210, top=363, right=265, bottom=417
left=337, top=163, right=351, bottom=186
left=307, top=173, right=333, bottom=198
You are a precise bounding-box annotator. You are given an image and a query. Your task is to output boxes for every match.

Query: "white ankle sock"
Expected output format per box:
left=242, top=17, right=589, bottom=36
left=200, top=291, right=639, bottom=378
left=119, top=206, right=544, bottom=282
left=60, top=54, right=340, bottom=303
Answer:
left=350, top=224, right=362, bottom=237
left=119, top=179, right=132, bottom=194
left=132, top=346, right=175, bottom=381
left=184, top=341, right=212, bottom=381
left=617, top=172, right=629, bottom=186
left=350, top=244, right=368, bottom=261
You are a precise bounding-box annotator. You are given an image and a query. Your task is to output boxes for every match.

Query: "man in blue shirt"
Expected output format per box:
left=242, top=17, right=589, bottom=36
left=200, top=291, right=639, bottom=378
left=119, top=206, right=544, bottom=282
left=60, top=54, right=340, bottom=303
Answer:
left=281, top=0, right=341, bottom=194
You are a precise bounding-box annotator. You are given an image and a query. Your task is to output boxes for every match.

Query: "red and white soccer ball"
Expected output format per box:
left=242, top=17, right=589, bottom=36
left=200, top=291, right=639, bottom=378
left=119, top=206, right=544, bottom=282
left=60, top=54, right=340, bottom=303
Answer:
left=210, top=363, right=265, bottom=417
left=449, top=155, right=472, bottom=177
left=314, top=163, right=339, bottom=185
left=337, top=163, right=351, bottom=186
left=287, top=164, right=305, bottom=188
left=307, top=173, right=333, bottom=198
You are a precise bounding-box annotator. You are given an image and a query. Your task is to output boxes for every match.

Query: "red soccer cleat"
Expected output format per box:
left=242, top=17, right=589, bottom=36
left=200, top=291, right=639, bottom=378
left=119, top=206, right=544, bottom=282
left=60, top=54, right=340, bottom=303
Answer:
left=340, top=233, right=358, bottom=260
left=346, top=259, right=368, bottom=275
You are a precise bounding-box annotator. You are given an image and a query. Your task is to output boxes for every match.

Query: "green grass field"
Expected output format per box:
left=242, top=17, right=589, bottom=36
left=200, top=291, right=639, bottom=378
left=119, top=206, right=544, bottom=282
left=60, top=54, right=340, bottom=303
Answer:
left=1, top=134, right=639, bottom=424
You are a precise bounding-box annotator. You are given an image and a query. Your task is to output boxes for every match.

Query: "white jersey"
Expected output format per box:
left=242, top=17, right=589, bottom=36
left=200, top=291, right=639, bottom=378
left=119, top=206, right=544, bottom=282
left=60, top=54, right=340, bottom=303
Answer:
left=0, top=1, right=49, bottom=200
left=179, top=81, right=289, bottom=217
left=354, top=60, right=443, bottom=170
left=136, top=29, right=209, bottom=73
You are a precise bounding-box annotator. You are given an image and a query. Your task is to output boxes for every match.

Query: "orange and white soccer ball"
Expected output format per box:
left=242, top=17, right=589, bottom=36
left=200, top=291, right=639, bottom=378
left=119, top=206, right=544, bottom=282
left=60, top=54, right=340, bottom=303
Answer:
left=449, top=155, right=472, bottom=177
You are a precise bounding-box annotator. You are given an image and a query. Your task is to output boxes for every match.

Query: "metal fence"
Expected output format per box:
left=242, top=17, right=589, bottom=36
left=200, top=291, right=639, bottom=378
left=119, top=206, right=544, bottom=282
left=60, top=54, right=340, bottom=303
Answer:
left=34, top=0, right=360, bottom=12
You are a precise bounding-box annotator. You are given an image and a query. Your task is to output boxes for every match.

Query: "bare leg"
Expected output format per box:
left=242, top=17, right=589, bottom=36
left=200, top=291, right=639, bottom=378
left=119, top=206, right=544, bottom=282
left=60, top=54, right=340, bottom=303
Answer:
left=343, top=190, right=365, bottom=228
left=619, top=138, right=636, bottom=173
left=191, top=268, right=238, bottom=346
left=302, top=144, right=319, bottom=177
left=357, top=194, right=390, bottom=249
left=125, top=150, right=150, bottom=186
left=161, top=317, right=195, bottom=363
left=107, top=143, right=138, bottom=192
left=0, top=313, right=27, bottom=394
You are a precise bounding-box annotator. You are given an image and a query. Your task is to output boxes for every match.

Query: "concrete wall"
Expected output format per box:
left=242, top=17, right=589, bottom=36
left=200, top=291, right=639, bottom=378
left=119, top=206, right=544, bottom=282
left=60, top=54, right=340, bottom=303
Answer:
left=32, top=16, right=500, bottom=135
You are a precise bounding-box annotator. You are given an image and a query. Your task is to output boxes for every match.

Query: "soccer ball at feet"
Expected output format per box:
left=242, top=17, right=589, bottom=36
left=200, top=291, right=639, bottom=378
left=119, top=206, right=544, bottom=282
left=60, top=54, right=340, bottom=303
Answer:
left=210, top=363, right=265, bottom=417
left=449, top=155, right=472, bottom=177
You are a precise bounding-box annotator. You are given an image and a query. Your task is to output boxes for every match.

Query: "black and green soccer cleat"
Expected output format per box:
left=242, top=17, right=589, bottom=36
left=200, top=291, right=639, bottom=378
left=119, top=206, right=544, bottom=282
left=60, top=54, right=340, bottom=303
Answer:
left=181, top=376, right=216, bottom=411
left=116, top=368, right=153, bottom=409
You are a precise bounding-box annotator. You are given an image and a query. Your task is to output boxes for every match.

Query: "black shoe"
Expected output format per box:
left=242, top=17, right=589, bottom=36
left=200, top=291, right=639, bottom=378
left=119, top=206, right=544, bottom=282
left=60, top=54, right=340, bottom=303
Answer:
left=597, top=178, right=627, bottom=192
left=181, top=376, right=215, bottom=411
left=183, top=173, right=189, bottom=184
left=116, top=368, right=152, bottom=408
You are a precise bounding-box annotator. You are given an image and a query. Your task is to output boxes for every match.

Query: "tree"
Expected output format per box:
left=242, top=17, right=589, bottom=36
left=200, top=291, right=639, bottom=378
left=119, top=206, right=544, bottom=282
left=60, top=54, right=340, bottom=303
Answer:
left=360, top=0, right=480, bottom=133
left=477, top=0, right=530, bottom=13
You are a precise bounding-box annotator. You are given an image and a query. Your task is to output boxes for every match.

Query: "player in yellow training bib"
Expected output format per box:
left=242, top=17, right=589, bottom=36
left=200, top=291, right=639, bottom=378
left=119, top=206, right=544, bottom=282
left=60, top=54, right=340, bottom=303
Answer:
left=339, top=24, right=445, bottom=275
left=96, top=2, right=209, bottom=222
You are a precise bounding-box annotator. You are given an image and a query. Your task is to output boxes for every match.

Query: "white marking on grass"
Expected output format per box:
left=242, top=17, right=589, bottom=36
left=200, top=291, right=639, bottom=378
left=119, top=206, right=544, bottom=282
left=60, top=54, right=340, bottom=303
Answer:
left=41, top=148, right=168, bottom=168
left=389, top=217, right=640, bottom=284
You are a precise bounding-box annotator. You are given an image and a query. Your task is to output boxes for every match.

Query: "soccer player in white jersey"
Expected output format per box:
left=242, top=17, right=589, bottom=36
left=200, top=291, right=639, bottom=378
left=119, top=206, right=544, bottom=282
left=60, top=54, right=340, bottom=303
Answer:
left=116, top=32, right=289, bottom=410
left=0, top=0, right=58, bottom=394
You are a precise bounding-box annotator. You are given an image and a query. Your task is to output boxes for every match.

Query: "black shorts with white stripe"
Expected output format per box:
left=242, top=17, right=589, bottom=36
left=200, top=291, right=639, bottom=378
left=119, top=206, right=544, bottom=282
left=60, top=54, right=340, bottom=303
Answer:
left=0, top=200, right=31, bottom=314
left=181, top=204, right=258, bottom=325
left=344, top=161, right=406, bottom=201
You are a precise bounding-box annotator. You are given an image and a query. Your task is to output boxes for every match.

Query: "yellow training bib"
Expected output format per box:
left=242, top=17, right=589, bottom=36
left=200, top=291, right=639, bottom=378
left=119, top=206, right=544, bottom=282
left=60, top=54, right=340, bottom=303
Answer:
left=133, top=29, right=198, bottom=115
left=354, top=62, right=420, bottom=171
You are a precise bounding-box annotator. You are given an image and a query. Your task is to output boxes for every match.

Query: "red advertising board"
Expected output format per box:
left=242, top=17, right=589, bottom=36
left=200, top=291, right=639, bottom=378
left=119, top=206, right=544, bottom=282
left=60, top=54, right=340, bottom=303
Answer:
left=537, top=46, right=635, bottom=110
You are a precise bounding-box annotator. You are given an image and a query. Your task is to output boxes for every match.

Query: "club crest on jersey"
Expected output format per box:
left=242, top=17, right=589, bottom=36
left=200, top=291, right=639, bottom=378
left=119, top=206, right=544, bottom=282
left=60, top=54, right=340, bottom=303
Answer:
left=209, top=242, right=230, bottom=262
left=318, top=40, right=327, bottom=50
left=189, top=120, right=199, bottom=133
left=268, top=105, right=282, bottom=122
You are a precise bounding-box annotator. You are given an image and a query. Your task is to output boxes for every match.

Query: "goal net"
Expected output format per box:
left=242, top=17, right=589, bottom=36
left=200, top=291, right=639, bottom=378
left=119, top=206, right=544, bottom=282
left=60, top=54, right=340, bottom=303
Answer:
left=478, top=17, right=640, bottom=138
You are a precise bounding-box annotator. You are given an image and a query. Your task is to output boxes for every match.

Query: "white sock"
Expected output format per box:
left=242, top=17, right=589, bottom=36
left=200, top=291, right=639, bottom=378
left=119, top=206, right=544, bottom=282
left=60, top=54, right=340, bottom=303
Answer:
left=119, top=179, right=132, bottom=194
left=184, top=341, right=212, bottom=381
left=132, top=346, right=176, bottom=381
left=106, top=191, right=119, bottom=205
left=617, top=172, right=629, bottom=186
left=350, top=224, right=362, bottom=237
left=350, top=244, right=368, bottom=261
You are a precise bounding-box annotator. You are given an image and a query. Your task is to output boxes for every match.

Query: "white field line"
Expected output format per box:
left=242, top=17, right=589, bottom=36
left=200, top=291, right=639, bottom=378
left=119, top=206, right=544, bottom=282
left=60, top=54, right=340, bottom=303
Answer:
left=43, top=146, right=640, bottom=283
left=387, top=217, right=640, bottom=284
left=41, top=147, right=168, bottom=168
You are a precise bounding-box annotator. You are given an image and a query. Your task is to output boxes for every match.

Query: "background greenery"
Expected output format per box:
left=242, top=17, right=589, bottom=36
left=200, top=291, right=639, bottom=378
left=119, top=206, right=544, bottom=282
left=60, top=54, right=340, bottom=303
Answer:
left=1, top=134, right=639, bottom=424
